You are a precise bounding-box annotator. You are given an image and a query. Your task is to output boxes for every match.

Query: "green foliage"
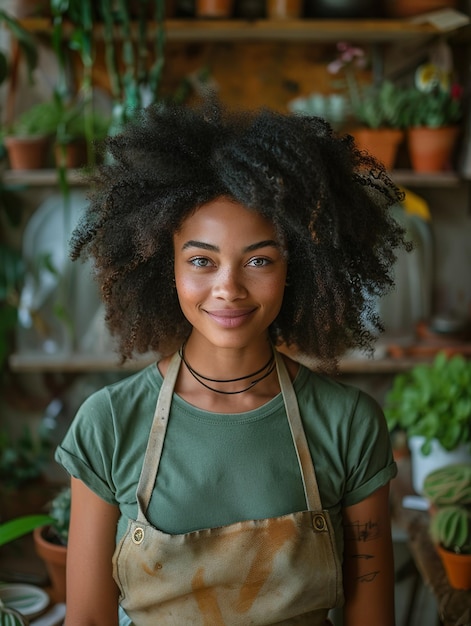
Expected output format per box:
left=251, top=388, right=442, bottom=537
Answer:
left=0, top=426, right=52, bottom=489
left=0, top=9, right=38, bottom=88
left=429, top=505, right=471, bottom=554
left=423, top=464, right=471, bottom=507
left=401, top=86, right=463, bottom=128
left=0, top=514, right=53, bottom=547
left=354, top=81, right=410, bottom=129
left=4, top=97, right=110, bottom=143
left=384, top=352, right=471, bottom=455
left=45, top=486, right=71, bottom=546
left=0, top=243, right=24, bottom=371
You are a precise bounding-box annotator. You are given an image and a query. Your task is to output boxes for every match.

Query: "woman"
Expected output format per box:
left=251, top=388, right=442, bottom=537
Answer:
left=56, top=103, right=409, bottom=625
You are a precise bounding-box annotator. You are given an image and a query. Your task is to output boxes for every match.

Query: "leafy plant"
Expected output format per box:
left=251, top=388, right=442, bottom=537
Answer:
left=42, top=486, right=71, bottom=546
left=401, top=84, right=463, bottom=128
left=0, top=9, right=38, bottom=89
left=0, top=242, right=24, bottom=373
left=0, top=425, right=51, bottom=490
left=0, top=514, right=53, bottom=547
left=353, top=80, right=410, bottom=129
left=0, top=9, right=38, bottom=139
left=384, top=352, right=471, bottom=456
left=401, top=61, right=464, bottom=129
left=327, top=42, right=408, bottom=129
left=2, top=97, right=110, bottom=144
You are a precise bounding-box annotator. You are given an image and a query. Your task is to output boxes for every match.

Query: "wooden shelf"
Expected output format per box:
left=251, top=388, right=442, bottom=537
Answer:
left=8, top=351, right=436, bottom=374
left=2, top=169, right=89, bottom=187
left=2, top=168, right=463, bottom=189
left=391, top=169, right=463, bottom=188
left=22, top=14, right=470, bottom=44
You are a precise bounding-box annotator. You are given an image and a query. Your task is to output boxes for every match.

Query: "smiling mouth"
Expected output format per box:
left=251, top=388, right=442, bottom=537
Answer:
left=205, top=308, right=256, bottom=328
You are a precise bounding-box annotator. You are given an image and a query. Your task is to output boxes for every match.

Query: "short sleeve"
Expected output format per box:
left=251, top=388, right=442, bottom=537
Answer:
left=342, top=390, right=397, bottom=507
left=55, top=388, right=118, bottom=505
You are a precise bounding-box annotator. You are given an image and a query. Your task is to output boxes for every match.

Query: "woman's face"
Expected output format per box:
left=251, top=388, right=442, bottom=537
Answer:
left=173, top=197, right=288, bottom=350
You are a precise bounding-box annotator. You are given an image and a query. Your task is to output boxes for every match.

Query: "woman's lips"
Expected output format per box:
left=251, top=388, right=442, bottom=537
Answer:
left=205, top=308, right=256, bottom=328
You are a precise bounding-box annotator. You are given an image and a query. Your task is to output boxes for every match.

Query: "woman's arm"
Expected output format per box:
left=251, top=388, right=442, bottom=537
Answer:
left=341, top=483, right=395, bottom=626
left=65, top=477, right=121, bottom=626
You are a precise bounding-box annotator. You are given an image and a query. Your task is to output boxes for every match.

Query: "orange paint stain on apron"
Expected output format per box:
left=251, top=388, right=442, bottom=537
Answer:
left=237, top=517, right=297, bottom=612
left=192, top=567, right=226, bottom=625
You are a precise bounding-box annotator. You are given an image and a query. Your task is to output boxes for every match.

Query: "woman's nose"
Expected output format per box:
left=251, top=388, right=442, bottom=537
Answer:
left=212, top=267, right=247, bottom=300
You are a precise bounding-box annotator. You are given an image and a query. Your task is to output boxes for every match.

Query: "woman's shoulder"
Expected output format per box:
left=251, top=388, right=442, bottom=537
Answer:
left=77, top=362, right=162, bottom=417
left=295, top=362, right=382, bottom=420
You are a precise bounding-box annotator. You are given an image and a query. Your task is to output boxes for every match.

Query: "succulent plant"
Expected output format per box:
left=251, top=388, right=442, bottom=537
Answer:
left=423, top=464, right=471, bottom=507
left=429, top=505, right=471, bottom=555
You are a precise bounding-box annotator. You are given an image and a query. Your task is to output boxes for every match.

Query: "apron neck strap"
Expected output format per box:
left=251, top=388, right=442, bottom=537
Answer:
left=136, top=349, right=323, bottom=521
left=274, top=350, right=322, bottom=511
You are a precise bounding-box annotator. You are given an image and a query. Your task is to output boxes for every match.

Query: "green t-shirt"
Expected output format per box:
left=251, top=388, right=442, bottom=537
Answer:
left=55, top=360, right=396, bottom=559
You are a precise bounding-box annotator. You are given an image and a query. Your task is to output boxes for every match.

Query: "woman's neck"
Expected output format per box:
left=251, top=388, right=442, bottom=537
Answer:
left=172, top=334, right=282, bottom=413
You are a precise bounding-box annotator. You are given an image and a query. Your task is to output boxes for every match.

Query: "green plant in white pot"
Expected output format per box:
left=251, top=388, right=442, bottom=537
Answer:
left=384, top=351, right=471, bottom=494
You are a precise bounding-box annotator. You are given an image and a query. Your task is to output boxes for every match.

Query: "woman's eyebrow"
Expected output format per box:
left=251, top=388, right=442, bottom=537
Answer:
left=181, top=239, right=280, bottom=252
left=181, top=240, right=218, bottom=252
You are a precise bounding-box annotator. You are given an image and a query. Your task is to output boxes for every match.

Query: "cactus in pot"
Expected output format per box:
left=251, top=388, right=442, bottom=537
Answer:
left=423, top=464, right=471, bottom=589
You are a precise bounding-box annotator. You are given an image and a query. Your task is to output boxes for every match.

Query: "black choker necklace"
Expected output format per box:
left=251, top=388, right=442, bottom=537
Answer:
left=178, top=344, right=276, bottom=395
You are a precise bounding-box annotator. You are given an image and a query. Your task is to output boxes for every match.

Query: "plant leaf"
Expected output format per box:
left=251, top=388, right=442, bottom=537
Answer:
left=0, top=514, right=53, bottom=547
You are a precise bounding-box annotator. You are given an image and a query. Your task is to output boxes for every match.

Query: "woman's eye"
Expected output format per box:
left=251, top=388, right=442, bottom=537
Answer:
left=190, top=257, right=212, bottom=268
left=247, top=257, right=270, bottom=267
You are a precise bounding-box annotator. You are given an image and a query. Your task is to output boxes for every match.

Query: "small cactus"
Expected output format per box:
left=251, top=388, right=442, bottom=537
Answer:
left=423, top=464, right=471, bottom=507
left=429, top=505, right=471, bottom=555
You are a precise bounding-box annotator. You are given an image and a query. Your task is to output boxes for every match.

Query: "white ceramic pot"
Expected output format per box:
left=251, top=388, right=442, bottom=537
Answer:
left=409, top=435, right=471, bottom=495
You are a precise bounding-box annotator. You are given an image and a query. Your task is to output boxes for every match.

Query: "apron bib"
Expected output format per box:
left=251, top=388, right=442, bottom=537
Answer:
left=113, top=350, right=344, bottom=625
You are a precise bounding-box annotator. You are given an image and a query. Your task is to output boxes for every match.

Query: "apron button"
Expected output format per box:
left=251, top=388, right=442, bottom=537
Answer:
left=132, top=527, right=145, bottom=544
left=313, top=514, right=326, bottom=532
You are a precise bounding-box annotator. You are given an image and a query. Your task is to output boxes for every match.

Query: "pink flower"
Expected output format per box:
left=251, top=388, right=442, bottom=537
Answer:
left=327, top=42, right=366, bottom=75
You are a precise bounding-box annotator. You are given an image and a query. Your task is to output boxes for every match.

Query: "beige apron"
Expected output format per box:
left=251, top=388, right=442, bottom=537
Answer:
left=113, top=350, right=344, bottom=625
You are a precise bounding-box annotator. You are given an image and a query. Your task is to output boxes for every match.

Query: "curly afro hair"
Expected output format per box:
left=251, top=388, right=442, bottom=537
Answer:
left=71, top=102, right=410, bottom=364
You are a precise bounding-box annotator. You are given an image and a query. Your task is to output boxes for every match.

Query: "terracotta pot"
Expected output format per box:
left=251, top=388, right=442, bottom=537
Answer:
left=4, top=135, right=51, bottom=170
left=54, top=139, right=88, bottom=169
left=437, top=543, right=471, bottom=590
left=33, top=526, right=67, bottom=603
left=385, top=0, right=457, bottom=18
left=267, top=0, right=303, bottom=19
left=196, top=0, right=234, bottom=17
left=351, top=127, right=404, bottom=171
left=407, top=126, right=460, bottom=173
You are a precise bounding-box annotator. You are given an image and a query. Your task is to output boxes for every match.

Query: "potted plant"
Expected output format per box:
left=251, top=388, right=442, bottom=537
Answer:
left=2, top=95, right=110, bottom=170
left=0, top=8, right=39, bottom=168
left=384, top=351, right=471, bottom=494
left=402, top=61, right=464, bottom=172
left=52, top=97, right=110, bottom=169
left=327, top=42, right=408, bottom=170
left=424, top=464, right=471, bottom=590
left=0, top=423, right=53, bottom=521
left=33, top=485, right=70, bottom=603
left=0, top=511, right=53, bottom=626
left=1, top=100, right=59, bottom=169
